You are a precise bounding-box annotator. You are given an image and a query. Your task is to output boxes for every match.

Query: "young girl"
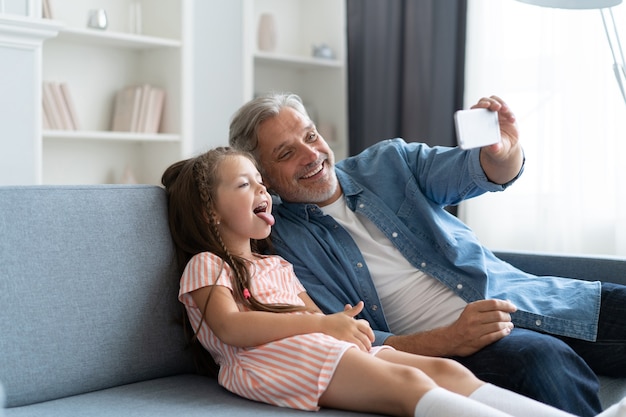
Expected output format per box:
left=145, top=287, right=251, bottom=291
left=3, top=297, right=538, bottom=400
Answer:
left=161, top=147, right=623, bottom=417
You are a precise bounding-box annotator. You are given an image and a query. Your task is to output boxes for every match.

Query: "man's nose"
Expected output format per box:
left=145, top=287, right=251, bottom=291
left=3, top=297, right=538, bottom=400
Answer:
left=299, top=143, right=319, bottom=163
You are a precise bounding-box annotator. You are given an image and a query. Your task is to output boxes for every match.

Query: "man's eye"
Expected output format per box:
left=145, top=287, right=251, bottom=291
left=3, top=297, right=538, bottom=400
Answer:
left=307, top=132, right=317, bottom=142
left=277, top=151, right=292, bottom=160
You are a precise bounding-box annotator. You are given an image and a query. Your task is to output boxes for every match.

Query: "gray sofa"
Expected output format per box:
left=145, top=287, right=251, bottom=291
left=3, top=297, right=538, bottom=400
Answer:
left=1, top=185, right=625, bottom=416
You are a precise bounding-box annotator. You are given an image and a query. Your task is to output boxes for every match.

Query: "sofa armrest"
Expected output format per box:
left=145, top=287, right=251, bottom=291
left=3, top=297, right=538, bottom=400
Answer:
left=494, top=251, right=626, bottom=286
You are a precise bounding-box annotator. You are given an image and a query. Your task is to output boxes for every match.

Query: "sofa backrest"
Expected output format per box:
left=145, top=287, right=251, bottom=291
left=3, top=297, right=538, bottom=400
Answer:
left=0, top=185, right=195, bottom=408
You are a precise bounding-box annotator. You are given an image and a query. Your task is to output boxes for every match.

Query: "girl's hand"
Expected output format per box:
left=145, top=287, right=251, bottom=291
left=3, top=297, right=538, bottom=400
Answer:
left=324, top=301, right=374, bottom=351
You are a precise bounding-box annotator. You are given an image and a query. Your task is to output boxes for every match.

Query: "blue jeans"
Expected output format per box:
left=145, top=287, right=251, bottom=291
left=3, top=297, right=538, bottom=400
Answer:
left=452, top=283, right=626, bottom=417
left=453, top=328, right=602, bottom=416
left=558, top=283, right=626, bottom=377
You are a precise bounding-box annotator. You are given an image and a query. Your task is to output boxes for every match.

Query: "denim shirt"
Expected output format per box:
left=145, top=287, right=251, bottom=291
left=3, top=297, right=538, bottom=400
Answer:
left=269, top=139, right=601, bottom=345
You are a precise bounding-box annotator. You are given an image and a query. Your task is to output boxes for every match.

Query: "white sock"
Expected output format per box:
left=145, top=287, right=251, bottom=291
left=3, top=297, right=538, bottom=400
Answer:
left=597, top=398, right=626, bottom=417
left=414, top=387, right=513, bottom=417
left=470, top=383, right=576, bottom=417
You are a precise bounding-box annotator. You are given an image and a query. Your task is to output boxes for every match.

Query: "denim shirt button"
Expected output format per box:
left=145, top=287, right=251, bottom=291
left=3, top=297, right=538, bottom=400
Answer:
left=372, top=305, right=378, bottom=311
left=359, top=203, right=365, bottom=209
left=392, top=232, right=398, bottom=238
left=420, top=262, right=426, bottom=268
left=356, top=262, right=363, bottom=268
left=456, top=283, right=463, bottom=290
left=535, top=320, right=542, bottom=326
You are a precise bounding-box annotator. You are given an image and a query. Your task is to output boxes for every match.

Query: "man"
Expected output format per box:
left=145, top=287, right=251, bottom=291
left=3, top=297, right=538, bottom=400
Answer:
left=229, top=92, right=626, bottom=416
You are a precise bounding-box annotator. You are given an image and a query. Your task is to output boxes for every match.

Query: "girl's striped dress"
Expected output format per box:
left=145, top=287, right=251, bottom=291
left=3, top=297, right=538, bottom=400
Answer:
left=178, top=251, right=390, bottom=411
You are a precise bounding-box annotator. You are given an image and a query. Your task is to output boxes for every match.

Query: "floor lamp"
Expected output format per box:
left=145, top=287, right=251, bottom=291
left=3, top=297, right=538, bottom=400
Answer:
left=516, top=0, right=626, bottom=107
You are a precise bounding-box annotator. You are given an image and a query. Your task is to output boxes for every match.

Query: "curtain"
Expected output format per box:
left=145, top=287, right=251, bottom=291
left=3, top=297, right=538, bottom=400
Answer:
left=461, top=1, right=626, bottom=256
left=346, top=0, right=468, bottom=155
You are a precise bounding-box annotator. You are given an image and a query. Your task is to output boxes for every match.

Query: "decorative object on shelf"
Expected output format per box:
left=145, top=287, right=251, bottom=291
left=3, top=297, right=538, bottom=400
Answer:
left=515, top=0, right=625, bottom=107
left=42, top=82, right=80, bottom=131
left=312, top=43, right=334, bottom=59
left=87, top=8, right=108, bottom=30
left=257, top=13, right=276, bottom=52
left=111, top=84, right=165, bottom=134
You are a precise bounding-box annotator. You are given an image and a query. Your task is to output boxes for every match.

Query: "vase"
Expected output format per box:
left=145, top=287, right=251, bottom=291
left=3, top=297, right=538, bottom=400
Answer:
left=87, top=9, right=108, bottom=30
left=257, top=13, right=276, bottom=52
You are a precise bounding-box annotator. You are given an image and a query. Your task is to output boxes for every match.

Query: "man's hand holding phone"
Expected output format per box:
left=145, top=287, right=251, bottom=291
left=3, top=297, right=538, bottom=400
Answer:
left=454, top=108, right=502, bottom=150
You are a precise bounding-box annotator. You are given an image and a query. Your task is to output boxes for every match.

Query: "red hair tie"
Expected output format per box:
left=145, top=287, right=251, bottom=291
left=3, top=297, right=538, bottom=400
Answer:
left=243, top=288, right=251, bottom=300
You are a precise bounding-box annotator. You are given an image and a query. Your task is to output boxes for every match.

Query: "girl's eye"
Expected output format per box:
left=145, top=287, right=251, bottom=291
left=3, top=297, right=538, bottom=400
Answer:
left=239, top=182, right=249, bottom=188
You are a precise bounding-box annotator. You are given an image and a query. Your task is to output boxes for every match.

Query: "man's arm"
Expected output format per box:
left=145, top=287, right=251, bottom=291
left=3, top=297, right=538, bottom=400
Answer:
left=383, top=299, right=517, bottom=357
left=472, top=96, right=524, bottom=186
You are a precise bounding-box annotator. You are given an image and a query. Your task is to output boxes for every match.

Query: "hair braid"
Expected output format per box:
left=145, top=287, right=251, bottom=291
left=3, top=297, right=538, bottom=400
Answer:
left=162, top=146, right=310, bottom=377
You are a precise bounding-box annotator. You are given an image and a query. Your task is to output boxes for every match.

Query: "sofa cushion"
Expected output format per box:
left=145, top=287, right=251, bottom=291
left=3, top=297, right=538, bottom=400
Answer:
left=2, top=375, right=380, bottom=417
left=0, top=185, right=195, bottom=408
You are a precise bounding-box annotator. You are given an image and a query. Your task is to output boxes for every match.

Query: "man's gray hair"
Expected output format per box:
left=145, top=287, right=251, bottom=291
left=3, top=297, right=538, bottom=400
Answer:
left=229, top=92, right=309, bottom=156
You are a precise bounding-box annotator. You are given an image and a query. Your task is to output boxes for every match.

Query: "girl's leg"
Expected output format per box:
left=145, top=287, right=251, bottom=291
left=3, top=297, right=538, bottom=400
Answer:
left=319, top=348, right=512, bottom=417
left=375, top=349, right=577, bottom=417
left=375, top=348, right=483, bottom=396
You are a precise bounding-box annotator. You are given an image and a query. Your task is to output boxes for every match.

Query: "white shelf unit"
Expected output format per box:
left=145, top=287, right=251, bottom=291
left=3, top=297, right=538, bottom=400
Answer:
left=0, top=14, right=61, bottom=186
left=245, top=0, right=348, bottom=160
left=41, top=0, right=190, bottom=185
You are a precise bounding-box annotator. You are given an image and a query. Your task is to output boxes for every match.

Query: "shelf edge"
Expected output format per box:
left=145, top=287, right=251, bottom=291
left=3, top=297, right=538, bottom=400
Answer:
left=43, top=130, right=181, bottom=143
left=53, top=26, right=181, bottom=49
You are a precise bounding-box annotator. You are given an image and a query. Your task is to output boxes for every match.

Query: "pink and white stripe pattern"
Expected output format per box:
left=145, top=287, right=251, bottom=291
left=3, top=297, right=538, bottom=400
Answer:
left=179, top=252, right=361, bottom=410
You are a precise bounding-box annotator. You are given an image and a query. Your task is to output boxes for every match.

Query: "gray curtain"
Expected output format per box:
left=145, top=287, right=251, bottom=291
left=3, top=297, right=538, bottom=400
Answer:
left=347, top=0, right=468, bottom=155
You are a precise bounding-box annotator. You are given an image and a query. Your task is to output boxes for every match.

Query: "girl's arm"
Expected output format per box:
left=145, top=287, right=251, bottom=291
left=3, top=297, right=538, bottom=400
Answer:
left=297, top=291, right=323, bottom=314
left=191, top=285, right=374, bottom=351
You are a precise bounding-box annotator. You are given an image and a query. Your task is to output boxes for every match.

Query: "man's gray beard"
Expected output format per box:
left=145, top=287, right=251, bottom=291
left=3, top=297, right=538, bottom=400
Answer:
left=278, top=167, right=339, bottom=205
left=301, top=175, right=339, bottom=206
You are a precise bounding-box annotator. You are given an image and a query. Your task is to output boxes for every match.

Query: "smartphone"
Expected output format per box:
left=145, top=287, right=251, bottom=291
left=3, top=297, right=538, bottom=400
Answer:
left=454, top=108, right=501, bottom=150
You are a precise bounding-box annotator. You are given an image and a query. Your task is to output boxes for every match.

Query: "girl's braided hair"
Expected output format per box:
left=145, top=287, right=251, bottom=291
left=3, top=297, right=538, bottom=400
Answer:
left=161, top=147, right=305, bottom=375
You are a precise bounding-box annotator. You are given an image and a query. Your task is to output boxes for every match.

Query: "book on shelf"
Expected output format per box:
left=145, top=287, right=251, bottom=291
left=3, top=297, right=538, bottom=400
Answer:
left=42, top=105, right=51, bottom=130
left=42, top=82, right=79, bottom=131
left=111, top=84, right=165, bottom=134
left=60, top=83, right=80, bottom=130
left=42, top=0, right=53, bottom=19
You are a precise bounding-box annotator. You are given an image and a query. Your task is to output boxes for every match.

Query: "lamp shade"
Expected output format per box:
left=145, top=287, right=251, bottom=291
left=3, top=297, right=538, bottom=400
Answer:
left=516, top=0, right=622, bottom=8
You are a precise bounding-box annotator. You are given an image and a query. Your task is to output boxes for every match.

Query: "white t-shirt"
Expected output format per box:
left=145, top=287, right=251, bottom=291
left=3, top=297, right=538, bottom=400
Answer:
left=321, top=195, right=467, bottom=333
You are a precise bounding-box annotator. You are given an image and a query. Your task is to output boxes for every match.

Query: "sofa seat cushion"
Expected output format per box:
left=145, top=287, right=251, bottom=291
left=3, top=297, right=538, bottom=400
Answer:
left=600, top=376, right=626, bottom=410
left=3, top=374, right=380, bottom=417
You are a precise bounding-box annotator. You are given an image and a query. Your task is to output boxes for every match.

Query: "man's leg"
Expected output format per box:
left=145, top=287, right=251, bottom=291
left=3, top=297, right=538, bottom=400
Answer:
left=559, top=282, right=626, bottom=377
left=452, top=328, right=602, bottom=417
